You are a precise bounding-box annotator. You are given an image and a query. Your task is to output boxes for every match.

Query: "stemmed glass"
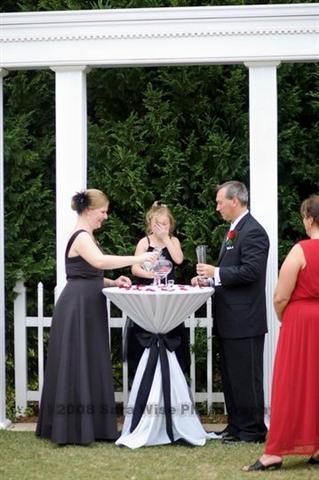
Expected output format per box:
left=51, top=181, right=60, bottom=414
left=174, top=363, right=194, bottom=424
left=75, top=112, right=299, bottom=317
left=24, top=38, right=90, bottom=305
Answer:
left=152, top=258, right=173, bottom=287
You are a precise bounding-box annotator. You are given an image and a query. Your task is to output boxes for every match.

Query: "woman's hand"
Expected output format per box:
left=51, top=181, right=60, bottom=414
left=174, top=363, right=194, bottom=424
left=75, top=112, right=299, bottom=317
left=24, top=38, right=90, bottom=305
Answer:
left=114, top=275, right=132, bottom=288
left=137, top=251, right=159, bottom=265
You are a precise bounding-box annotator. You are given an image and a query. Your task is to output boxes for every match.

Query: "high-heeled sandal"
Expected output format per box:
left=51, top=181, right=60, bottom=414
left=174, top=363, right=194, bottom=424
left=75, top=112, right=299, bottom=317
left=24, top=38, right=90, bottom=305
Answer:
left=242, top=459, right=283, bottom=472
left=308, top=456, right=319, bottom=465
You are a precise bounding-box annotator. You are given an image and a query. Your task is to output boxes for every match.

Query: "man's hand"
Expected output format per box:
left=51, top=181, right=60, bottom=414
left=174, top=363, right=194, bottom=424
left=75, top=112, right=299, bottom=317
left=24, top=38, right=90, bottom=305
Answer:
left=191, top=276, right=210, bottom=287
left=191, top=276, right=199, bottom=286
left=196, top=263, right=215, bottom=278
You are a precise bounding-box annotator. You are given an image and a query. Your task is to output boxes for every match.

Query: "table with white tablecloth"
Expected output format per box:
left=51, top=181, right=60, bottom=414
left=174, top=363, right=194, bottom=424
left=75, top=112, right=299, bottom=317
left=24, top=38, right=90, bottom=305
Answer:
left=103, top=284, right=218, bottom=449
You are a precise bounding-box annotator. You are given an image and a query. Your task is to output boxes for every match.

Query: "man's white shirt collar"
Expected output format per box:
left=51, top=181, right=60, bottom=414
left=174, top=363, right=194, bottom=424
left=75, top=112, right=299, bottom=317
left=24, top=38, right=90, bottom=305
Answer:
left=230, top=210, right=249, bottom=231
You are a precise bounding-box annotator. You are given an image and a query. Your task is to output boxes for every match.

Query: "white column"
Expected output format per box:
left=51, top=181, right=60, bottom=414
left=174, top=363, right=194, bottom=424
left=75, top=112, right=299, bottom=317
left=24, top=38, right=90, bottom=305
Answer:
left=245, top=61, right=280, bottom=416
left=0, top=68, right=10, bottom=429
left=51, top=67, right=89, bottom=297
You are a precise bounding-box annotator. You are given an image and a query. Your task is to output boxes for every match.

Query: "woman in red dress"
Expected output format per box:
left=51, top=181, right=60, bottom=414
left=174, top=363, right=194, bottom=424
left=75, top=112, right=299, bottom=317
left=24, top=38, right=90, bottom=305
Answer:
left=243, top=195, right=319, bottom=471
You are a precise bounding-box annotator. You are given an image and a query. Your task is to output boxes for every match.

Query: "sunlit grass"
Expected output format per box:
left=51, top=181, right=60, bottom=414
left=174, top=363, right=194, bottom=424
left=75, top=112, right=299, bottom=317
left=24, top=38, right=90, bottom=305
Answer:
left=1, top=431, right=318, bottom=480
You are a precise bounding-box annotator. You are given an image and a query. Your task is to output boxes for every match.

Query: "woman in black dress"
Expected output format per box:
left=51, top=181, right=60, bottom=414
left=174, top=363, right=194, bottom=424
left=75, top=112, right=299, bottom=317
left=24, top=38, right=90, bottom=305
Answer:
left=127, top=201, right=190, bottom=379
left=36, top=189, right=157, bottom=445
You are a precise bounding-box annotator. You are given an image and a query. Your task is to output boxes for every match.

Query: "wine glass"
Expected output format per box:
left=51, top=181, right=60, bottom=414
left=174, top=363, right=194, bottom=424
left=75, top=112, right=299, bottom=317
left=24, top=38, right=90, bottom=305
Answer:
left=152, top=258, right=172, bottom=287
left=153, top=246, right=163, bottom=256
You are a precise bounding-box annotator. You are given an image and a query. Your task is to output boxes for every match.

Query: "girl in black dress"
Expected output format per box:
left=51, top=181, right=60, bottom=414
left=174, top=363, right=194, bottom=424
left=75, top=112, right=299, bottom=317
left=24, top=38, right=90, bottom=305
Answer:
left=127, top=201, right=190, bottom=379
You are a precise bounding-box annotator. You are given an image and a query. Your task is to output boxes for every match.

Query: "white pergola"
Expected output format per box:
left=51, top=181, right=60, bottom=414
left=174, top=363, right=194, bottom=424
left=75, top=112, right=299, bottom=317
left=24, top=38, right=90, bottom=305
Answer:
left=1, top=4, right=319, bottom=428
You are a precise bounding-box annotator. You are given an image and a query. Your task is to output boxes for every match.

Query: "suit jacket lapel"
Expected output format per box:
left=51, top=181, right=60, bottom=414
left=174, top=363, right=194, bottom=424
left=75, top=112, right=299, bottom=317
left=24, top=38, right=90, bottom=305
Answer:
left=217, top=213, right=251, bottom=265
left=217, top=233, right=228, bottom=264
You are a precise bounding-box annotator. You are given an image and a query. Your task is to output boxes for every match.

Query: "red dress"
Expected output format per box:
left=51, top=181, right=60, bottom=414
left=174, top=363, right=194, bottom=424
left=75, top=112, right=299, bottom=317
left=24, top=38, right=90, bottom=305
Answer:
left=265, top=239, right=319, bottom=456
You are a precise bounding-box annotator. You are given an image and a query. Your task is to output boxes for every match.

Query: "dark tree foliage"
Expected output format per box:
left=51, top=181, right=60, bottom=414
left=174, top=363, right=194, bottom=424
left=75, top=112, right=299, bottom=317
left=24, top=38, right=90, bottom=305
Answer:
left=2, top=0, right=319, bottom=413
left=87, top=64, right=250, bottom=279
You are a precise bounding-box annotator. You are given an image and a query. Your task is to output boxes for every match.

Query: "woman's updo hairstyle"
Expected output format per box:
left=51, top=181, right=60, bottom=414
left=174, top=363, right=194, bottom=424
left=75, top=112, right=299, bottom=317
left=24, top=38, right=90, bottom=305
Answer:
left=71, top=189, right=109, bottom=214
left=300, top=194, right=319, bottom=226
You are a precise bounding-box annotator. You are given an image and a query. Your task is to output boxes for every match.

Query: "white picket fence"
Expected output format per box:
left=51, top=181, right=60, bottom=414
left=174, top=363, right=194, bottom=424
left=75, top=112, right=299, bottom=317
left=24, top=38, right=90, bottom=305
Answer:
left=13, top=280, right=224, bottom=415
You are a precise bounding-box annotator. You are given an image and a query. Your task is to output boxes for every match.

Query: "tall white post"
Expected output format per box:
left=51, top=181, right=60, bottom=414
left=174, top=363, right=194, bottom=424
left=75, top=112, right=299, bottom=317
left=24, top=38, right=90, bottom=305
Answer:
left=0, top=68, right=10, bottom=429
left=51, top=67, right=88, bottom=296
left=245, top=61, right=280, bottom=416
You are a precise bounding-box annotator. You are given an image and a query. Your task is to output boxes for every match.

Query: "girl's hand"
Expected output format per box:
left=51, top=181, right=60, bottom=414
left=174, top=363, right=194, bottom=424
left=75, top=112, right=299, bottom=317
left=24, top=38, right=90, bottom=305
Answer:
left=153, top=222, right=169, bottom=239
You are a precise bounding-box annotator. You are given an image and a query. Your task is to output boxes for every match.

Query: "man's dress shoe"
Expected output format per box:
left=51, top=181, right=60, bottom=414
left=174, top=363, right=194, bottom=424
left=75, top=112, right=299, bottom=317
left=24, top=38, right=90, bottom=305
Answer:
left=222, top=435, right=265, bottom=445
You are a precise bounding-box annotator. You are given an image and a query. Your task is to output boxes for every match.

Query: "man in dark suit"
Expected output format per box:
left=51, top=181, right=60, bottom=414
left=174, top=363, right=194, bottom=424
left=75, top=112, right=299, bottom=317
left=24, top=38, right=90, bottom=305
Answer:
left=193, top=180, right=269, bottom=443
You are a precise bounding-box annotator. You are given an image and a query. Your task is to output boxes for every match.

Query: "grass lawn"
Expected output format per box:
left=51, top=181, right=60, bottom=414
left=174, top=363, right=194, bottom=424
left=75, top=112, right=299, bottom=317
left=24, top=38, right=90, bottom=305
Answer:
left=1, top=431, right=318, bottom=480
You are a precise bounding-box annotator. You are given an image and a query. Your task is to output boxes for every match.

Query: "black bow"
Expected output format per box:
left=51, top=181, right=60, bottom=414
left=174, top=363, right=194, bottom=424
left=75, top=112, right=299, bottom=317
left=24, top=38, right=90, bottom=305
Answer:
left=130, top=330, right=181, bottom=443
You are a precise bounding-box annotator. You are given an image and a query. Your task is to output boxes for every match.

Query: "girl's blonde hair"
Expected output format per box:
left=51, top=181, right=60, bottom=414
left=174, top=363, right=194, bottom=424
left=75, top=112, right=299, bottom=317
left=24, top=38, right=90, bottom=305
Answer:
left=71, top=189, right=109, bottom=214
left=145, top=201, right=176, bottom=235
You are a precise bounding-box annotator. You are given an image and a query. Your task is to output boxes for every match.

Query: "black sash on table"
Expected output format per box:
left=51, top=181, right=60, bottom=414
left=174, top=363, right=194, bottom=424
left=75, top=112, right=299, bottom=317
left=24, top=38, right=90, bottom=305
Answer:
left=129, top=330, right=181, bottom=443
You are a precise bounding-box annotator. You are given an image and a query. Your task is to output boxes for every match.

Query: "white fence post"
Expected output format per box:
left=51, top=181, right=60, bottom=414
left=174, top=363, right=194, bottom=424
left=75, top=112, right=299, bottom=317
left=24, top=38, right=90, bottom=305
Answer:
left=14, top=280, right=27, bottom=415
left=107, top=298, right=129, bottom=407
left=37, top=282, right=44, bottom=404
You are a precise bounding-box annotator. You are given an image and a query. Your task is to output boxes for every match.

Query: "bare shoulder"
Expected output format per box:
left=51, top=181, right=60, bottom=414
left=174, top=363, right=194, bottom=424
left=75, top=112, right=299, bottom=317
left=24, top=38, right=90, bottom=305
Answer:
left=288, top=243, right=304, bottom=257
left=283, top=243, right=305, bottom=268
left=71, top=231, right=98, bottom=254
left=68, top=230, right=94, bottom=257
left=134, top=236, right=149, bottom=254
left=136, top=236, right=148, bottom=248
left=73, top=230, right=92, bottom=244
left=170, top=235, right=181, bottom=245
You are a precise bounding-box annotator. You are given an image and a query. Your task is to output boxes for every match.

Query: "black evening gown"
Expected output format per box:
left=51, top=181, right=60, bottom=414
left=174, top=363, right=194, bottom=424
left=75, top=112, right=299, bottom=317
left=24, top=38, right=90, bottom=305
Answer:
left=36, top=230, right=118, bottom=445
left=126, top=243, right=191, bottom=380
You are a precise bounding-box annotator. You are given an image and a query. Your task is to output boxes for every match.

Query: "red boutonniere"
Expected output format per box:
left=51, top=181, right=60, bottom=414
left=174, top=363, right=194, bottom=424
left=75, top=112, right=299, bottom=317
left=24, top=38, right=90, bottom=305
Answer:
left=225, top=230, right=237, bottom=249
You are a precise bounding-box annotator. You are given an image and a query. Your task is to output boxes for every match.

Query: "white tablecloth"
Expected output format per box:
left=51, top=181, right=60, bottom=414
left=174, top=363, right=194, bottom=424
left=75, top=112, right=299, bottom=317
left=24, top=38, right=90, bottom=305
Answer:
left=103, top=285, right=219, bottom=449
